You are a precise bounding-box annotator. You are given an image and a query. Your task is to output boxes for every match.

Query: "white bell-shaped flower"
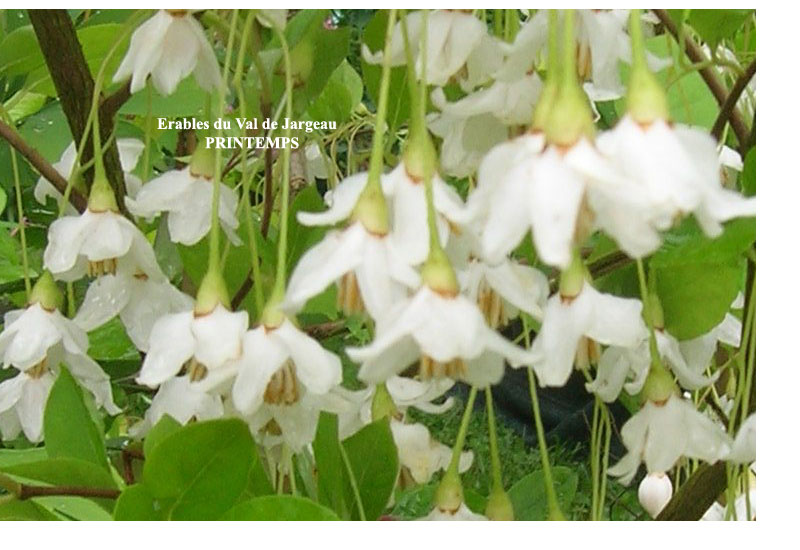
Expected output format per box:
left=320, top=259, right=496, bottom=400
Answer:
left=43, top=208, right=164, bottom=282
left=34, top=139, right=145, bottom=213
left=230, top=318, right=342, bottom=416
left=126, top=166, right=241, bottom=246
left=530, top=282, right=646, bottom=388
left=348, top=285, right=536, bottom=388
left=136, top=303, right=248, bottom=388
left=73, top=267, right=194, bottom=352
left=608, top=394, right=732, bottom=485
left=596, top=116, right=756, bottom=249
left=727, top=414, right=756, bottom=464
left=391, top=420, right=474, bottom=485
left=363, top=10, right=496, bottom=88
left=113, top=10, right=222, bottom=95
left=130, top=374, right=227, bottom=437
left=0, top=294, right=119, bottom=441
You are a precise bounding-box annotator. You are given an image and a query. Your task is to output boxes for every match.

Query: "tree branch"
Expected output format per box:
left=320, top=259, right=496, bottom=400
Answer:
left=711, top=60, right=756, bottom=145
left=653, top=9, right=750, bottom=147
left=18, top=484, right=121, bottom=500
left=0, top=118, right=86, bottom=210
left=28, top=9, right=127, bottom=211
left=656, top=462, right=727, bottom=520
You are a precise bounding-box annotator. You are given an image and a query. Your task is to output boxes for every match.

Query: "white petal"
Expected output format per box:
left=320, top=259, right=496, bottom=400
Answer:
left=232, top=328, right=290, bottom=416
left=137, top=311, right=195, bottom=387
left=191, top=305, right=248, bottom=370
left=278, top=321, right=342, bottom=395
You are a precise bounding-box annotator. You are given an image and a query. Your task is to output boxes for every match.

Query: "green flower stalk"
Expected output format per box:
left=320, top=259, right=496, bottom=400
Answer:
left=626, top=9, right=669, bottom=124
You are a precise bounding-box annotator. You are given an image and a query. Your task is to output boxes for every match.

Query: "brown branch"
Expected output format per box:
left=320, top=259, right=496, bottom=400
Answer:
left=711, top=60, right=756, bottom=144
left=103, top=79, right=133, bottom=116
left=0, top=118, right=87, bottom=210
left=653, top=9, right=750, bottom=147
left=28, top=9, right=127, bottom=212
left=18, top=484, right=121, bottom=500
left=657, top=462, right=727, bottom=520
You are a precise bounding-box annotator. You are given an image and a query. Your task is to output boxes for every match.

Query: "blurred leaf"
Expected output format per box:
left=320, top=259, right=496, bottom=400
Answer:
left=362, top=11, right=410, bottom=132
left=113, top=483, right=161, bottom=520
left=508, top=466, right=579, bottom=521
left=0, top=447, right=48, bottom=468
left=142, top=415, right=181, bottom=458
left=142, top=418, right=258, bottom=520
left=44, top=369, right=108, bottom=471
left=120, top=78, right=207, bottom=118
left=341, top=416, right=399, bottom=520
left=312, top=411, right=349, bottom=519
left=0, top=186, right=6, bottom=215
left=0, top=498, right=59, bottom=520
left=650, top=217, right=755, bottom=268
left=655, top=259, right=743, bottom=340
left=222, top=495, right=339, bottom=520
left=306, top=60, right=363, bottom=125
left=87, top=318, right=140, bottom=361
left=18, top=101, right=72, bottom=162
left=688, top=9, right=753, bottom=49
left=4, top=90, right=47, bottom=123
left=286, top=185, right=326, bottom=274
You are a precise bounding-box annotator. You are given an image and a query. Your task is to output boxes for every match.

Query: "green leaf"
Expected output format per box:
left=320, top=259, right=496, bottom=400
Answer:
left=142, top=415, right=182, bottom=458
left=688, top=9, right=753, bottom=49
left=221, top=495, right=339, bottom=520
left=0, top=186, right=6, bottom=215
left=113, top=483, right=162, bottom=520
left=362, top=11, right=410, bottom=133
left=305, top=60, right=363, bottom=125
left=0, top=498, right=59, bottom=520
left=650, top=217, right=755, bottom=268
left=18, top=101, right=73, bottom=163
left=0, top=448, right=48, bottom=469
left=142, top=418, right=258, bottom=520
left=507, top=466, right=579, bottom=521
left=286, top=186, right=326, bottom=274
left=655, top=259, right=744, bottom=340
left=312, top=411, right=349, bottom=519
left=3, top=91, right=47, bottom=123
left=341, top=416, right=399, bottom=521
left=120, top=78, right=207, bottom=118
left=44, top=369, right=108, bottom=470
left=239, top=457, right=275, bottom=500
left=742, top=147, right=755, bottom=197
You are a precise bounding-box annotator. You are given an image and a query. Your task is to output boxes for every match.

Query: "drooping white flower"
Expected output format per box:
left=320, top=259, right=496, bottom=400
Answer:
left=638, top=472, right=673, bottom=518
left=230, top=318, right=342, bottom=416
left=608, top=394, right=732, bottom=485
left=113, top=9, right=223, bottom=95
left=469, top=134, right=618, bottom=268
left=348, top=286, right=536, bottom=388
left=125, top=166, right=242, bottom=246
left=531, top=283, right=646, bottom=388
left=43, top=208, right=164, bottom=282
left=34, top=139, right=145, bottom=213
left=391, top=420, right=474, bottom=485
left=284, top=172, right=421, bottom=318
left=427, top=73, right=542, bottom=178
left=136, top=304, right=248, bottom=388
left=363, top=10, right=498, bottom=88
left=596, top=116, right=756, bottom=250
left=73, top=267, right=193, bottom=351
left=0, top=301, right=119, bottom=441
left=503, top=10, right=669, bottom=102
left=727, top=414, right=756, bottom=464
left=130, top=374, right=226, bottom=437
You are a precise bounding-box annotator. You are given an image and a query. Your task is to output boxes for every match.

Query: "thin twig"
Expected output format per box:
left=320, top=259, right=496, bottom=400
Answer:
left=711, top=60, right=756, bottom=143
left=18, top=484, right=121, bottom=500
left=653, top=9, right=750, bottom=146
left=0, top=118, right=86, bottom=210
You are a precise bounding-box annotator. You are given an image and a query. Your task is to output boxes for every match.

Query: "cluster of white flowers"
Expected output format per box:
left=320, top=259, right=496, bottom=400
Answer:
left=1, top=9, right=755, bottom=521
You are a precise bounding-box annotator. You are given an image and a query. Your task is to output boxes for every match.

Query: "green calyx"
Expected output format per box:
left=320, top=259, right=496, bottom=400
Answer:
left=421, top=247, right=459, bottom=296
left=371, top=382, right=397, bottom=421
left=485, top=487, right=515, bottom=521
left=351, top=182, right=390, bottom=235
left=626, top=67, right=669, bottom=125
left=641, top=362, right=677, bottom=404
left=403, top=125, right=438, bottom=184
left=29, top=271, right=63, bottom=311
left=532, top=79, right=558, bottom=132
left=189, top=142, right=216, bottom=179
left=260, top=301, right=286, bottom=329
left=195, top=268, right=231, bottom=315
left=559, top=250, right=586, bottom=299
left=434, top=470, right=464, bottom=513
left=544, top=84, right=595, bottom=147
left=87, top=174, right=119, bottom=213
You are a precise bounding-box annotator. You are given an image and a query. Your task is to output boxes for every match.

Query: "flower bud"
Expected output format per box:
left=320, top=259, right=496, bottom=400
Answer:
left=485, top=487, right=515, bottom=521
left=638, top=472, right=673, bottom=518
